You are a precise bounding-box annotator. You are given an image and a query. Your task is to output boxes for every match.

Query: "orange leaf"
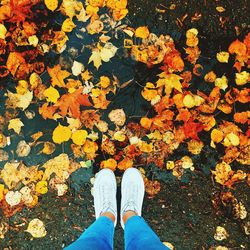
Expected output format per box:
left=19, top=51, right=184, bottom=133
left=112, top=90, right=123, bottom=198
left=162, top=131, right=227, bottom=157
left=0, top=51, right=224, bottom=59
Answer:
left=47, top=65, right=71, bottom=88
left=234, top=111, right=249, bottom=124
left=243, top=32, right=250, bottom=48
left=228, top=39, right=247, bottom=56
left=6, top=52, right=26, bottom=77
left=56, top=88, right=92, bottom=118
left=39, top=103, right=57, bottom=120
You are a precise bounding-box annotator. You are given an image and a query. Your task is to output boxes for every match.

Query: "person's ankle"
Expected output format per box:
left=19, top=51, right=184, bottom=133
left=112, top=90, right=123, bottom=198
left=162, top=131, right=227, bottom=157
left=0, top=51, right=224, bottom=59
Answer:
left=100, top=211, right=116, bottom=224
left=122, top=210, right=138, bottom=225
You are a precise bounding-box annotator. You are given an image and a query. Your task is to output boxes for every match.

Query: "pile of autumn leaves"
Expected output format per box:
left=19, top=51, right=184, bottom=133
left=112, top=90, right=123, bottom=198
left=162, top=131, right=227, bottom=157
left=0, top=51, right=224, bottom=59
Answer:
left=133, top=29, right=250, bottom=189
left=0, top=0, right=249, bottom=238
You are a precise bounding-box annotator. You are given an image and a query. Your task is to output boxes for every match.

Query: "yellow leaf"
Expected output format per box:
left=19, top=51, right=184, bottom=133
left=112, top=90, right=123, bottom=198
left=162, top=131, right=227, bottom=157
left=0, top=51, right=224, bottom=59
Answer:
left=216, top=6, right=225, bottom=12
left=147, top=130, right=162, bottom=140
left=216, top=51, right=229, bottom=63
left=45, top=0, right=58, bottom=11
left=16, top=80, right=29, bottom=95
left=88, top=50, right=102, bottom=69
left=26, top=219, right=47, bottom=238
left=42, top=153, right=72, bottom=181
left=43, top=86, right=60, bottom=103
left=211, top=129, right=224, bottom=143
left=0, top=23, right=7, bottom=39
left=35, top=181, right=48, bottom=194
left=186, top=28, right=198, bottom=38
left=29, top=72, right=42, bottom=90
left=8, top=118, right=24, bottom=134
left=83, top=140, right=98, bottom=159
left=166, top=161, right=175, bottom=170
left=224, top=132, right=240, bottom=147
left=89, top=0, right=104, bottom=7
left=28, top=35, right=39, bottom=47
left=212, top=162, right=232, bottom=185
left=139, top=141, right=153, bottom=153
left=99, top=76, right=110, bottom=88
left=183, top=94, right=195, bottom=108
left=135, top=26, right=150, bottom=39
left=0, top=184, right=4, bottom=201
left=186, top=28, right=199, bottom=47
left=235, top=71, right=249, bottom=86
left=113, top=131, right=126, bottom=141
left=71, top=130, right=88, bottom=145
left=100, top=43, right=118, bottom=62
left=157, top=73, right=183, bottom=94
left=62, top=18, right=76, bottom=33
left=7, top=90, right=33, bottom=110
left=214, top=76, right=228, bottom=91
left=52, top=124, right=72, bottom=144
left=81, top=70, right=92, bottom=81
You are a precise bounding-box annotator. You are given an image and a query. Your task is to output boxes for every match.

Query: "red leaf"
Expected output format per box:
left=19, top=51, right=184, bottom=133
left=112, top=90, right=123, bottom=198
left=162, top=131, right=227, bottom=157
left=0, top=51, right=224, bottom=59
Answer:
left=183, top=118, right=204, bottom=140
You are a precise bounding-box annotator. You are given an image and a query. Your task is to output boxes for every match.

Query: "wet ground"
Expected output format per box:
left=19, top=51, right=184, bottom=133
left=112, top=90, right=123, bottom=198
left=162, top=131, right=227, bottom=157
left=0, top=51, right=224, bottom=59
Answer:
left=0, top=0, right=249, bottom=249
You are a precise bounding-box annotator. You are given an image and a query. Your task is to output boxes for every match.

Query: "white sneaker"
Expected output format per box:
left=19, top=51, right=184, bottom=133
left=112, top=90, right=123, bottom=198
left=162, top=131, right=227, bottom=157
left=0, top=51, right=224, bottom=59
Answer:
left=93, top=169, right=117, bottom=226
left=120, top=168, right=145, bottom=229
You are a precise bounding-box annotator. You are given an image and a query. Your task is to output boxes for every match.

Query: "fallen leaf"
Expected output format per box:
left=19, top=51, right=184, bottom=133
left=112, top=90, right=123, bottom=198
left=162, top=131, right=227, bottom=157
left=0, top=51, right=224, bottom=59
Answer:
left=42, top=142, right=56, bottom=155
left=16, top=140, right=31, bottom=157
left=216, top=51, right=229, bottom=63
left=62, top=18, right=76, bottom=32
left=0, top=23, right=7, bottom=39
left=43, top=86, right=60, bottom=103
left=108, top=109, right=126, bottom=126
left=215, top=76, right=228, bottom=90
left=156, top=73, right=183, bottom=94
left=45, top=0, right=58, bottom=11
left=7, top=90, right=33, bottom=110
left=25, top=219, right=47, bottom=238
left=42, top=153, right=71, bottom=181
left=8, top=118, right=24, bottom=134
left=71, top=130, right=88, bottom=145
left=235, top=71, right=249, bottom=86
left=135, top=26, right=150, bottom=39
left=100, top=158, right=117, bottom=171
left=214, top=226, right=229, bottom=241
left=47, top=65, right=71, bottom=88
left=71, top=61, right=84, bottom=76
left=35, top=181, right=48, bottom=194
left=216, top=6, right=226, bottom=12
left=55, top=88, right=92, bottom=118
left=52, top=124, right=72, bottom=144
left=5, top=191, right=22, bottom=207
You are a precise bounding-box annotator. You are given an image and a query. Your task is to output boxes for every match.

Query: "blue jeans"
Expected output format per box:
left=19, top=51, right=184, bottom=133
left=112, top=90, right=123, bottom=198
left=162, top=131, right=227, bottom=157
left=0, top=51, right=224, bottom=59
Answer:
left=65, top=216, right=169, bottom=250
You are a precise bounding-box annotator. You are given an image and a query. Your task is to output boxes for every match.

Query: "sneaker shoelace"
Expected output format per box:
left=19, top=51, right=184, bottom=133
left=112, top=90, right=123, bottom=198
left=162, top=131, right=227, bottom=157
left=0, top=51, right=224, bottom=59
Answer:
left=99, top=184, right=116, bottom=216
left=122, top=184, right=139, bottom=216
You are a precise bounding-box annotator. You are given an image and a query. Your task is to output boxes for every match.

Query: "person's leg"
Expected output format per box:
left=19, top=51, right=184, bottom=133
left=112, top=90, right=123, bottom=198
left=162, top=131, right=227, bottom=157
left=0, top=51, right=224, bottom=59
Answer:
left=120, top=168, right=169, bottom=250
left=65, top=169, right=117, bottom=250
left=124, top=215, right=169, bottom=250
left=64, top=216, right=114, bottom=250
